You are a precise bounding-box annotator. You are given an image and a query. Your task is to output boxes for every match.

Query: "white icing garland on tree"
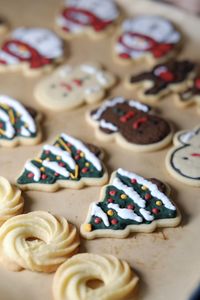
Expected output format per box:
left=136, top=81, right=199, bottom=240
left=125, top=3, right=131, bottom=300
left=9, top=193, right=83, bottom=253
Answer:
left=91, top=203, right=109, bottom=227
left=108, top=203, right=142, bottom=223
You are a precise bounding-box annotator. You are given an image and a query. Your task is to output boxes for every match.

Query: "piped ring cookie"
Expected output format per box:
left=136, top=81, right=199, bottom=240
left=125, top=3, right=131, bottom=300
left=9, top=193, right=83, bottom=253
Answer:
left=0, top=211, right=80, bottom=272
left=53, top=253, right=138, bottom=300
left=0, top=177, right=24, bottom=225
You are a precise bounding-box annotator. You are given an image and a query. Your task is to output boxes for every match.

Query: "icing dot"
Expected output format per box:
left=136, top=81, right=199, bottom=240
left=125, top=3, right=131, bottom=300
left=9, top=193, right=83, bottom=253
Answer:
left=80, top=152, right=85, bottom=157
left=27, top=172, right=34, bottom=178
left=40, top=167, right=45, bottom=172
left=59, top=162, right=65, bottom=167
left=82, top=167, right=88, bottom=173
left=195, top=78, right=200, bottom=89
left=83, top=224, right=92, bottom=232
left=56, top=156, right=61, bottom=160
left=107, top=209, right=114, bottom=216
left=120, top=193, right=127, bottom=200
left=54, top=172, right=59, bottom=177
left=145, top=193, right=151, bottom=200
left=152, top=208, right=159, bottom=214
left=109, top=190, right=116, bottom=196
left=41, top=174, right=47, bottom=180
left=111, top=218, right=118, bottom=225
left=156, top=200, right=162, bottom=206
left=94, top=217, right=101, bottom=224
left=75, top=155, right=80, bottom=160
left=45, top=150, right=50, bottom=155
left=108, top=198, right=114, bottom=203
left=141, top=185, right=147, bottom=191
left=85, top=162, right=90, bottom=167
left=131, top=178, right=137, bottom=184
left=127, top=204, right=134, bottom=210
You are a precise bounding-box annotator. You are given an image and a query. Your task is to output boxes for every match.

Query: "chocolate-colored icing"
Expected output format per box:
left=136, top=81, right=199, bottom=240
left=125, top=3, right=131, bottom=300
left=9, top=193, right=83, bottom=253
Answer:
left=130, top=60, right=196, bottom=95
left=149, top=178, right=167, bottom=194
left=91, top=101, right=171, bottom=145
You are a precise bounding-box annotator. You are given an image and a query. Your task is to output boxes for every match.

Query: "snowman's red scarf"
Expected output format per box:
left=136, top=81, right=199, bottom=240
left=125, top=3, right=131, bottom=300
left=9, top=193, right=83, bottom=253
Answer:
left=1, top=40, right=51, bottom=69
left=118, top=32, right=173, bottom=58
left=62, top=7, right=112, bottom=32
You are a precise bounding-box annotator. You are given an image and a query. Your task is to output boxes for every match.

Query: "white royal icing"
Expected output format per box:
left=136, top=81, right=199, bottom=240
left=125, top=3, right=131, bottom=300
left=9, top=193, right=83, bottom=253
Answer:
left=25, top=161, right=41, bottom=181
left=117, top=168, right=176, bottom=210
left=96, top=72, right=109, bottom=86
left=42, top=160, right=70, bottom=178
left=91, top=203, right=109, bottom=227
left=43, top=145, right=76, bottom=170
left=85, top=86, right=101, bottom=95
left=81, top=64, right=98, bottom=74
left=61, top=133, right=102, bottom=171
left=139, top=208, right=154, bottom=221
left=179, top=131, right=196, bottom=144
left=108, top=203, right=142, bottom=223
left=99, top=119, right=118, bottom=132
left=0, top=108, right=15, bottom=138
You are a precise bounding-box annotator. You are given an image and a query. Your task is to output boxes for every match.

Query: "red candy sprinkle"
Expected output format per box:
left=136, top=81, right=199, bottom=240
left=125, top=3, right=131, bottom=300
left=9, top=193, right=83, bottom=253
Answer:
left=0, top=123, right=3, bottom=128
left=108, top=198, right=114, bottom=203
left=54, top=173, right=59, bottom=177
left=152, top=208, right=159, bottom=214
left=145, top=193, right=151, bottom=200
left=75, top=155, right=80, bottom=160
left=111, top=218, right=118, bottom=225
left=41, top=174, right=47, bottom=180
left=94, top=217, right=101, bottom=224
left=82, top=167, right=88, bottom=173
left=195, top=78, right=200, bottom=89
left=131, top=178, right=137, bottom=184
left=159, top=71, right=174, bottom=82
left=59, top=162, right=65, bottom=167
left=119, top=53, right=131, bottom=59
left=45, top=150, right=50, bottom=155
left=27, top=172, right=34, bottom=178
left=127, top=204, right=134, bottom=210
left=109, top=190, right=116, bottom=196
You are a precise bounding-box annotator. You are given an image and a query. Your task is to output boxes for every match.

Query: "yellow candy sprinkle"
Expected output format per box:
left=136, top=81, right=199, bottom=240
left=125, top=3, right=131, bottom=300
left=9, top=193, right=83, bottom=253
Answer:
left=107, top=209, right=114, bottom=216
left=156, top=200, right=162, bottom=206
left=45, top=158, right=50, bottom=161
left=80, top=152, right=85, bottom=157
left=56, top=156, right=61, bottom=160
left=141, top=185, right=147, bottom=191
left=85, top=162, right=90, bottom=167
left=40, top=167, right=45, bottom=172
left=120, top=194, right=127, bottom=200
left=83, top=224, right=92, bottom=232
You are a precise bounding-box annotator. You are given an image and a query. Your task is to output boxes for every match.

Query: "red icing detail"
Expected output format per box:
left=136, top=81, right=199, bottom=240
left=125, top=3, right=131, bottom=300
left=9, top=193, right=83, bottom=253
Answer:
left=82, top=167, right=88, bottom=173
left=59, top=162, right=65, bottom=167
left=62, top=26, right=70, bottom=32
left=127, top=204, right=134, bottom=210
left=152, top=44, right=173, bottom=58
left=120, top=111, right=135, bottom=123
left=159, top=71, right=175, bottom=82
left=194, top=78, right=200, bottom=89
left=27, top=172, right=34, bottom=178
left=111, top=218, right=118, bottom=225
left=152, top=208, right=159, bottom=214
left=2, top=40, right=51, bottom=69
left=75, top=155, right=80, bottom=160
left=45, top=150, right=50, bottom=155
left=73, top=79, right=82, bottom=86
left=145, top=193, right=151, bottom=200
left=54, top=173, right=59, bottom=177
left=0, top=123, right=3, bottom=128
left=62, top=7, right=112, bottom=32
left=0, top=59, right=7, bottom=65
left=109, top=190, right=116, bottom=196
left=191, top=153, right=200, bottom=157
left=108, top=198, right=114, bottom=203
left=41, top=174, right=47, bottom=180
left=133, top=117, right=148, bottom=129
left=94, top=217, right=101, bottom=224
left=61, top=82, right=72, bottom=91
left=131, top=178, right=137, bottom=184
left=119, top=53, right=131, bottom=59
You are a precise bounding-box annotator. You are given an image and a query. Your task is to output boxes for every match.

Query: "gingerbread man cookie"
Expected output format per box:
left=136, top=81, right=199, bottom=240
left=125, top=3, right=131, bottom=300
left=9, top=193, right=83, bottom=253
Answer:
left=166, top=125, right=200, bottom=186
left=55, top=0, right=120, bottom=39
left=81, top=168, right=181, bottom=239
left=0, top=27, right=64, bottom=76
left=0, top=95, right=42, bottom=147
left=114, top=15, right=182, bottom=65
left=87, top=96, right=173, bottom=152
left=35, top=62, right=116, bottom=111
left=126, top=60, right=196, bottom=102
left=17, top=133, right=108, bottom=192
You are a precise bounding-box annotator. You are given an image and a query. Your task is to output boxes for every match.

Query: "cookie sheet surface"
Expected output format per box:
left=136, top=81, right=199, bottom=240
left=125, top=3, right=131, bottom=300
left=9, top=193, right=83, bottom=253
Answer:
left=0, top=0, right=199, bottom=299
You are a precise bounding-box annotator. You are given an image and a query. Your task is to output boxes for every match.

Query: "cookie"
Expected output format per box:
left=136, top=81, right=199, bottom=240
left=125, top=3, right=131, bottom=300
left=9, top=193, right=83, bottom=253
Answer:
left=126, top=60, right=196, bottom=102
left=174, top=75, right=200, bottom=110
left=81, top=168, right=181, bottom=239
left=114, top=15, right=181, bottom=65
left=0, top=177, right=24, bottom=225
left=0, top=95, right=42, bottom=147
left=0, top=27, right=64, bottom=76
left=53, top=253, right=138, bottom=300
left=55, top=0, right=120, bottom=39
left=166, top=125, right=200, bottom=186
left=87, top=96, right=173, bottom=152
left=0, top=211, right=80, bottom=272
left=17, top=133, right=108, bottom=192
left=35, top=62, right=116, bottom=111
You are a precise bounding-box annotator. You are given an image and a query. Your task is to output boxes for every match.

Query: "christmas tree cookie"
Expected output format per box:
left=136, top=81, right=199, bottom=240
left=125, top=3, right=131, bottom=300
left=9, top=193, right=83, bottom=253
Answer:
left=17, top=133, right=108, bottom=192
left=81, top=168, right=181, bottom=239
left=0, top=95, right=42, bottom=147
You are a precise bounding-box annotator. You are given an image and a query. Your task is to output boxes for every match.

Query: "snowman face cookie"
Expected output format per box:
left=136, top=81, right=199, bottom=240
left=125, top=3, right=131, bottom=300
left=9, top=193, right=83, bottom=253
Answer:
left=34, top=62, right=116, bottom=111
left=0, top=27, right=64, bottom=75
left=55, top=0, right=120, bottom=39
left=166, top=126, right=200, bottom=186
left=114, top=15, right=181, bottom=65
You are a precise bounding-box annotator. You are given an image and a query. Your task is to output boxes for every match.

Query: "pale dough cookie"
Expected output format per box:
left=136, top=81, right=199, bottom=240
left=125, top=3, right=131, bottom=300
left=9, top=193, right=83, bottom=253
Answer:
left=87, top=96, right=173, bottom=152
left=0, top=27, right=64, bottom=76
left=53, top=253, right=138, bottom=300
left=55, top=0, right=120, bottom=39
left=0, top=95, right=42, bottom=147
left=81, top=168, right=181, bottom=239
left=17, top=133, right=108, bottom=192
left=166, top=125, right=200, bottom=186
left=126, top=60, right=197, bottom=102
left=114, top=15, right=182, bottom=66
left=35, top=62, right=116, bottom=111
left=0, top=177, right=24, bottom=225
left=0, top=211, right=80, bottom=272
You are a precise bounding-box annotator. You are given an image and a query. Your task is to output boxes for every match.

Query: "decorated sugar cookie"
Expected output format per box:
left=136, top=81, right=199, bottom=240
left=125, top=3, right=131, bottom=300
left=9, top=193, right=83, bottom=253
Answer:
left=17, top=133, right=108, bottom=192
left=0, top=27, right=64, bottom=75
left=0, top=95, right=42, bottom=147
left=166, top=126, right=200, bottom=186
left=81, top=168, right=181, bottom=239
left=114, top=15, right=181, bottom=65
left=53, top=253, right=138, bottom=300
left=35, top=62, right=116, bottom=111
left=126, top=60, right=196, bottom=102
left=55, top=0, right=120, bottom=39
left=0, top=177, right=24, bottom=225
left=87, top=96, right=173, bottom=152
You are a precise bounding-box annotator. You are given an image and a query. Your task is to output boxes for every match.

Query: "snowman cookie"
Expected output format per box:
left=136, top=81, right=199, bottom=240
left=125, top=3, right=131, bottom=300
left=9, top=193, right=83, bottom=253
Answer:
left=126, top=60, right=196, bottom=102
left=166, top=126, right=200, bottom=187
left=35, top=62, right=116, bottom=111
left=0, top=95, right=42, bottom=147
left=0, top=27, right=64, bottom=76
left=55, top=0, right=120, bottom=39
left=87, top=96, right=173, bottom=152
left=114, top=15, right=182, bottom=65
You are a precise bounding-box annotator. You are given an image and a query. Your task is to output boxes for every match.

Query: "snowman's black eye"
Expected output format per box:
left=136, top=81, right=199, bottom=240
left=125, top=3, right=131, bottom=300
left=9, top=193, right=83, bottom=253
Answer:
left=63, top=93, right=68, bottom=97
left=50, top=84, right=56, bottom=89
left=182, top=157, right=188, bottom=160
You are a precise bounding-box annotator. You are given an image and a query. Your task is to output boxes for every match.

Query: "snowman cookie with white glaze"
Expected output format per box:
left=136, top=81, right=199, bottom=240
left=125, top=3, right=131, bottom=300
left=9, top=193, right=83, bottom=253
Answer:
left=114, top=15, right=182, bottom=65
left=166, top=125, right=200, bottom=187
left=55, top=0, right=120, bottom=39
left=34, top=62, right=116, bottom=111
left=0, top=27, right=64, bottom=76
